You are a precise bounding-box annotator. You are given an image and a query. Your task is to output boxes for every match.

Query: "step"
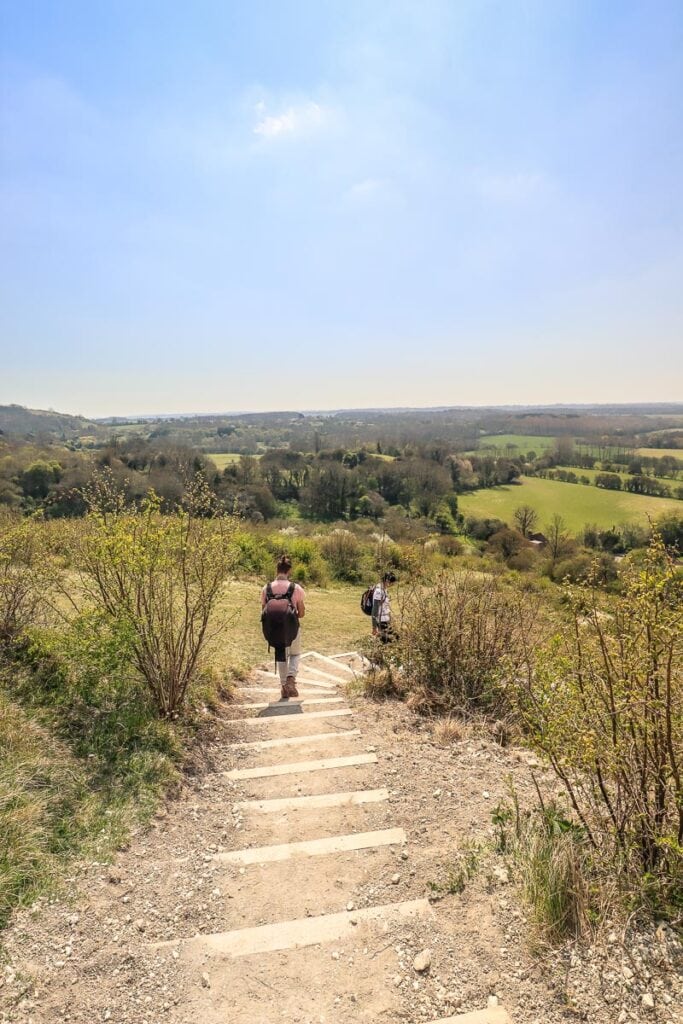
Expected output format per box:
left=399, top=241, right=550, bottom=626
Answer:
left=238, top=685, right=335, bottom=696
left=252, top=671, right=337, bottom=691
left=428, top=1003, right=512, bottom=1024
left=234, top=787, right=390, bottom=814
left=330, top=651, right=368, bottom=665
left=297, top=664, right=348, bottom=685
left=152, top=898, right=430, bottom=957
left=236, top=697, right=346, bottom=711
left=227, top=729, right=361, bottom=751
left=240, top=708, right=353, bottom=725
left=304, top=650, right=357, bottom=676
left=224, top=752, right=377, bottom=781
left=213, top=826, right=406, bottom=864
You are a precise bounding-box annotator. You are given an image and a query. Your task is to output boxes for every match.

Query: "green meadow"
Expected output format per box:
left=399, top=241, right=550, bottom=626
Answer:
left=473, top=433, right=556, bottom=453
left=459, top=476, right=681, bottom=533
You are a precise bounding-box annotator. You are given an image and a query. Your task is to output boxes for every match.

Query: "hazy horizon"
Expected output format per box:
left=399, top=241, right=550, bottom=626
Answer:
left=5, top=398, right=683, bottom=424
left=2, top=1, right=683, bottom=416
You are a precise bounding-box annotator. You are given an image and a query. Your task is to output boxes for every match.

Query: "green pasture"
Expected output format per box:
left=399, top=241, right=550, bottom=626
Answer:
left=471, top=434, right=556, bottom=454
left=459, top=476, right=682, bottom=534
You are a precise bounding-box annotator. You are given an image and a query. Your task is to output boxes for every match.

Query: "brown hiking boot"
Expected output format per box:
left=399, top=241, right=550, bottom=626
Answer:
left=280, top=682, right=289, bottom=701
left=285, top=676, right=299, bottom=698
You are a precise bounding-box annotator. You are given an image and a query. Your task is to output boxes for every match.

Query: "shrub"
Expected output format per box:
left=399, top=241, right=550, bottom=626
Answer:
left=232, top=530, right=271, bottom=575
left=438, top=535, right=463, bottom=557
left=394, top=571, right=540, bottom=716
left=487, top=527, right=529, bottom=563
left=264, top=535, right=329, bottom=586
left=513, top=534, right=683, bottom=918
left=73, top=472, right=237, bottom=715
left=0, top=512, right=56, bottom=649
left=319, top=529, right=363, bottom=582
left=506, top=547, right=538, bottom=572
left=548, top=550, right=617, bottom=585
left=464, top=516, right=507, bottom=542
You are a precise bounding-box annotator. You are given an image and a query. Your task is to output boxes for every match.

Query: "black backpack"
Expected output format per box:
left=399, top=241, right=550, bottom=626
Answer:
left=360, top=585, right=375, bottom=616
left=262, top=582, right=300, bottom=661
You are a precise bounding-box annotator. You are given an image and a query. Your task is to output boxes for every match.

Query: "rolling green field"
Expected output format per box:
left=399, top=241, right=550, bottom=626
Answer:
left=459, top=476, right=681, bottom=533
left=473, top=434, right=556, bottom=453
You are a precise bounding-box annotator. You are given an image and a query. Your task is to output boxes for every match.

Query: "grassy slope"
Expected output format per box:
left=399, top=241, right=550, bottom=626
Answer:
left=459, top=476, right=682, bottom=533
left=213, top=581, right=368, bottom=673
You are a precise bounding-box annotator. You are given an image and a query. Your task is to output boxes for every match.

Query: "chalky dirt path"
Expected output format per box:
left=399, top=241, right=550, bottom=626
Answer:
left=2, top=652, right=681, bottom=1024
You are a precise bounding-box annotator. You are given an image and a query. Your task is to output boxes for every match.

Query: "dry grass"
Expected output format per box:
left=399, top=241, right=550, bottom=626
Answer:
left=431, top=717, right=473, bottom=745
left=0, top=692, right=85, bottom=927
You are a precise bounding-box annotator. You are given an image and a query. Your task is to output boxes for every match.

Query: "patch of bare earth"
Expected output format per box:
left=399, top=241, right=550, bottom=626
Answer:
left=1, top=656, right=681, bottom=1024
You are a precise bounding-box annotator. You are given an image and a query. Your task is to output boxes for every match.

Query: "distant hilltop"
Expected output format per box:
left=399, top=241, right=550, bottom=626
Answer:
left=0, top=404, right=97, bottom=439
left=1, top=401, right=682, bottom=444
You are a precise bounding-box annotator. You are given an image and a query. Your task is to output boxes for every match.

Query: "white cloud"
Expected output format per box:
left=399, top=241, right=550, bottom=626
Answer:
left=253, top=101, right=326, bottom=139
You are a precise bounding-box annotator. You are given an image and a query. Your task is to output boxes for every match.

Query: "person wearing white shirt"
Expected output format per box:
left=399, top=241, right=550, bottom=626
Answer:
left=371, top=571, right=397, bottom=642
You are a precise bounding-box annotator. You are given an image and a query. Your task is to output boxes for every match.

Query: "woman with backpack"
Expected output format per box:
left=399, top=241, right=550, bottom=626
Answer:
left=261, top=554, right=306, bottom=700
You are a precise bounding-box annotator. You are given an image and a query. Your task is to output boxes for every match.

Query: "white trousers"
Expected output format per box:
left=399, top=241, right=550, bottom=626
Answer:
left=276, top=630, right=301, bottom=682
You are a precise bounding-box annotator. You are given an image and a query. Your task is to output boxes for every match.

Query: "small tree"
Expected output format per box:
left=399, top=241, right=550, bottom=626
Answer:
left=513, top=505, right=538, bottom=537
left=0, top=512, right=56, bottom=648
left=514, top=535, right=683, bottom=915
left=545, top=513, right=571, bottom=561
left=74, top=472, right=237, bottom=715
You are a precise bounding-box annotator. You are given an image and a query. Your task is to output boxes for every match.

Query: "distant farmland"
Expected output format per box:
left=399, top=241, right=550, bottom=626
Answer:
left=459, top=476, right=681, bottom=533
left=472, top=433, right=556, bottom=453
left=207, top=452, right=260, bottom=470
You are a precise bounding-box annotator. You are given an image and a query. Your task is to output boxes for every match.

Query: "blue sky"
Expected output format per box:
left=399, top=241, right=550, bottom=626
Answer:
left=1, top=1, right=682, bottom=416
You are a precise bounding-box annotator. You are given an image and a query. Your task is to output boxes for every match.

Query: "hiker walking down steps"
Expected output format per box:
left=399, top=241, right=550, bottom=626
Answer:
left=261, top=554, right=305, bottom=700
left=372, top=571, right=397, bottom=642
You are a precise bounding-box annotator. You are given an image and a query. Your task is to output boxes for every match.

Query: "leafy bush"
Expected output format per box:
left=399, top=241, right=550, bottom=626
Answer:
left=547, top=550, right=617, bottom=585
left=0, top=512, right=56, bottom=648
left=319, top=529, right=363, bottom=582
left=393, top=571, right=540, bottom=716
left=73, top=472, right=237, bottom=714
left=232, top=530, right=272, bottom=575
left=464, top=516, right=507, bottom=542
left=513, top=534, right=683, bottom=918
left=263, top=535, right=329, bottom=586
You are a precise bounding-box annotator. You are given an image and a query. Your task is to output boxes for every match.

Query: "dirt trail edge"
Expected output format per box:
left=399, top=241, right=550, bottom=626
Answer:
left=2, top=651, right=681, bottom=1024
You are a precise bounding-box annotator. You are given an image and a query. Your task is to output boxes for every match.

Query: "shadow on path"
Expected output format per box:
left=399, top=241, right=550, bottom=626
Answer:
left=257, top=703, right=304, bottom=718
